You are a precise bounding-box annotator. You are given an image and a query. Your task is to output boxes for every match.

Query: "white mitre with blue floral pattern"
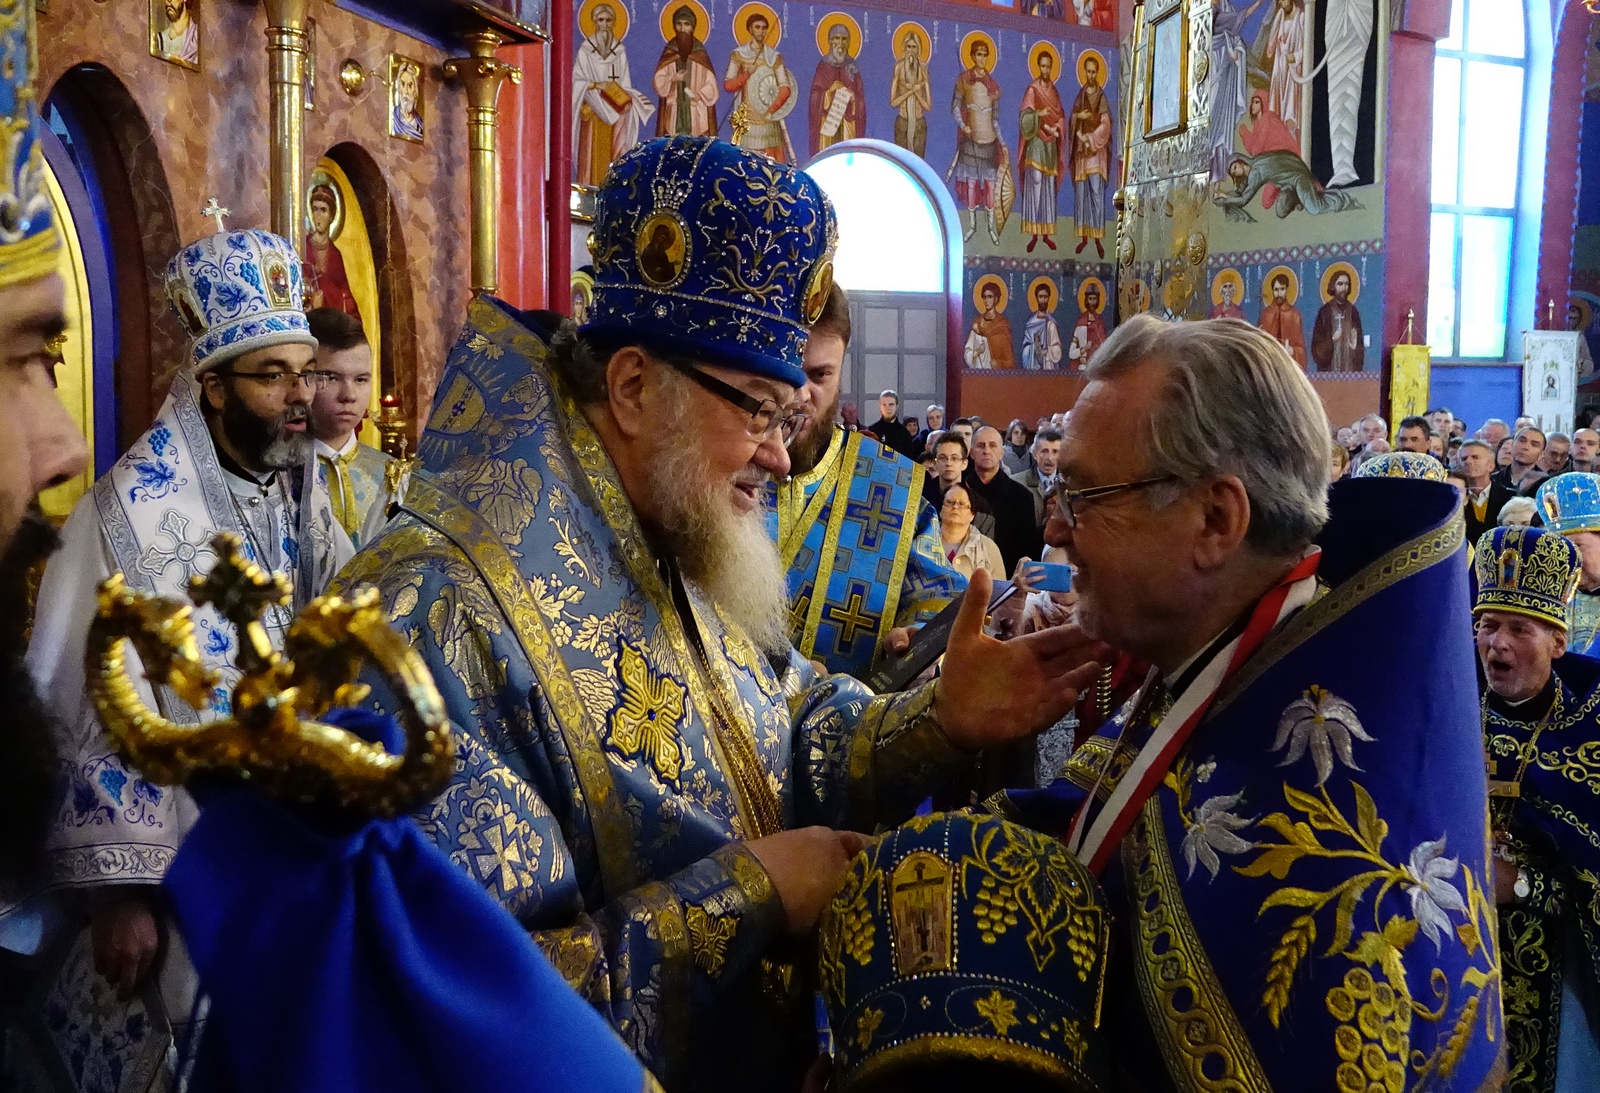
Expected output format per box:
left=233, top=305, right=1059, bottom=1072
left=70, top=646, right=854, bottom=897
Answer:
left=165, top=229, right=319, bottom=372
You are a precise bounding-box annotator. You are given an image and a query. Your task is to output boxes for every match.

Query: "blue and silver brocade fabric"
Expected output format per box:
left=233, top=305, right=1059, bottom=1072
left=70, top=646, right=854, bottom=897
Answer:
left=336, top=297, right=972, bottom=1089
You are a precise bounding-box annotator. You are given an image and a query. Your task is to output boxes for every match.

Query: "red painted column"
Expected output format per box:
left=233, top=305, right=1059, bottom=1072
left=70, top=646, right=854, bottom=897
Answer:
left=548, top=0, right=574, bottom=312
left=498, top=42, right=548, bottom=310
left=1535, top=3, right=1588, bottom=329
left=1383, top=31, right=1439, bottom=357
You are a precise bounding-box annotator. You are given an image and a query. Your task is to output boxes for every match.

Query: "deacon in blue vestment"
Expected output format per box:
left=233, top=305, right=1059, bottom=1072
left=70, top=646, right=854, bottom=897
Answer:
left=337, top=137, right=1104, bottom=1092
left=1475, top=525, right=1600, bottom=1092
left=989, top=315, right=1502, bottom=1090
left=1535, top=473, right=1600, bottom=657
left=769, top=283, right=964, bottom=680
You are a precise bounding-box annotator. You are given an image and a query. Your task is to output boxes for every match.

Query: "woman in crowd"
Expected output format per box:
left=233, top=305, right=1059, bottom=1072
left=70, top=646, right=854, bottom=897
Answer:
left=1002, top=419, right=1033, bottom=475
left=938, top=484, right=1005, bottom=577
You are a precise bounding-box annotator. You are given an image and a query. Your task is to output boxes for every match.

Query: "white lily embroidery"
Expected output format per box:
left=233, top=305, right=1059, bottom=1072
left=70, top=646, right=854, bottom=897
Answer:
left=1181, top=791, right=1257, bottom=881
left=1404, top=837, right=1468, bottom=951
left=1272, top=685, right=1375, bottom=786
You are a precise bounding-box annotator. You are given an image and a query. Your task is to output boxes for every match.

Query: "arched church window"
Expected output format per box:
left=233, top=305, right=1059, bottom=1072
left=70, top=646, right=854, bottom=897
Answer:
left=804, top=145, right=952, bottom=428
left=805, top=150, right=945, bottom=293
left=1426, top=0, right=1539, bottom=360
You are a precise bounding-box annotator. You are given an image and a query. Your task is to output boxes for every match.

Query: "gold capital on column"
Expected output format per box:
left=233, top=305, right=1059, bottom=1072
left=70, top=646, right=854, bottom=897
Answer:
left=444, top=31, right=522, bottom=296
left=264, top=0, right=312, bottom=246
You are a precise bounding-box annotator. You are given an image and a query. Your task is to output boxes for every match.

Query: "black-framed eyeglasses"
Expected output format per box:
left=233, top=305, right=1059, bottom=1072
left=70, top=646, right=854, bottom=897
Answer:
left=208, top=368, right=317, bottom=390
left=1049, top=474, right=1179, bottom=527
left=659, top=357, right=807, bottom=446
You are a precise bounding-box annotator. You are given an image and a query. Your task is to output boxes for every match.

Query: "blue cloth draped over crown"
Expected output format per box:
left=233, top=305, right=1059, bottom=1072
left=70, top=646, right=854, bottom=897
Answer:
left=0, top=0, right=60, bottom=289
left=582, top=136, right=838, bottom=389
left=819, top=811, right=1112, bottom=1092
left=1473, top=524, right=1581, bottom=630
left=1537, top=472, right=1600, bottom=537
left=990, top=477, right=1502, bottom=1090
left=1353, top=451, right=1447, bottom=482
left=165, top=229, right=319, bottom=371
left=160, top=710, right=657, bottom=1093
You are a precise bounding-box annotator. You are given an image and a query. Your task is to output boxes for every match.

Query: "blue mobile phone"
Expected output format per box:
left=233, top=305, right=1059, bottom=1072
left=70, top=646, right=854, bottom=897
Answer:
left=1025, top=562, right=1074, bottom=594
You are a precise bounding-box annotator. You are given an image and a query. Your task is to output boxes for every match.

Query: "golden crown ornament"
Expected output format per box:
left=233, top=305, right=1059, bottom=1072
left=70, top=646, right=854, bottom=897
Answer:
left=86, top=533, right=453, bottom=817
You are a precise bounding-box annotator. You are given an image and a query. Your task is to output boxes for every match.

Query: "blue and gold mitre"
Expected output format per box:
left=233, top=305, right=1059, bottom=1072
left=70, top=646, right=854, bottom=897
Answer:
left=583, top=136, right=837, bottom=389
left=818, top=812, right=1111, bottom=1093
left=1536, top=472, right=1600, bottom=536
left=1473, top=525, right=1582, bottom=630
left=1353, top=451, right=1447, bottom=482
left=0, top=0, right=60, bottom=291
left=165, top=230, right=318, bottom=371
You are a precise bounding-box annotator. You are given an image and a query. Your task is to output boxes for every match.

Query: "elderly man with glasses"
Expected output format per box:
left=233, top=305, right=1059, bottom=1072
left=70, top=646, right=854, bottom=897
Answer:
left=989, top=315, right=1500, bottom=1089
left=26, top=225, right=350, bottom=1082
left=336, top=137, right=1106, bottom=1091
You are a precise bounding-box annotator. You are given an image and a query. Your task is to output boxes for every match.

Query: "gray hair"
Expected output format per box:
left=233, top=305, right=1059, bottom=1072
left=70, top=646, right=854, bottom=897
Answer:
left=1498, top=497, right=1538, bottom=526
left=1086, top=315, right=1330, bottom=555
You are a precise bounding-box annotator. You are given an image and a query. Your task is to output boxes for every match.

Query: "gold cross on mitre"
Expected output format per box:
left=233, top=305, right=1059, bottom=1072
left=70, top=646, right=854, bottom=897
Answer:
left=202, top=197, right=230, bottom=233
left=87, top=533, right=456, bottom=817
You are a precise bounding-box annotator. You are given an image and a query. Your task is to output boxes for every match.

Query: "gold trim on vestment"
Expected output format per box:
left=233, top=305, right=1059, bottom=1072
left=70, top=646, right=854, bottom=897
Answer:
left=552, top=375, right=786, bottom=839
left=800, top=430, right=864, bottom=663
left=1123, top=797, right=1273, bottom=1093
left=874, top=458, right=925, bottom=653
left=397, top=473, right=644, bottom=900
left=1211, top=510, right=1465, bottom=719
left=842, top=1032, right=1091, bottom=1091
left=779, top=426, right=846, bottom=568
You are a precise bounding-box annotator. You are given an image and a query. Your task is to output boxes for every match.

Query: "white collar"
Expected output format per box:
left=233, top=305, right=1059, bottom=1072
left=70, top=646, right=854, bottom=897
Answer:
left=315, top=434, right=358, bottom=460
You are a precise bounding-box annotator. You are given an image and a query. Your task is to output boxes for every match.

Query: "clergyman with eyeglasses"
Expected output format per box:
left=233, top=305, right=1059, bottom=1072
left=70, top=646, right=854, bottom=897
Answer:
left=333, top=136, right=1108, bottom=1090
left=988, top=314, right=1501, bottom=1089
left=26, top=226, right=351, bottom=1085
left=306, top=307, right=393, bottom=548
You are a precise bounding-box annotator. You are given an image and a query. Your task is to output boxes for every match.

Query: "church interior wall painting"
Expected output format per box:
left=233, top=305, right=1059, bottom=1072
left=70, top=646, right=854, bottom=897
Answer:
left=1116, top=0, right=1387, bottom=396
left=571, top=0, right=1121, bottom=395
left=34, top=0, right=478, bottom=451
left=305, top=157, right=385, bottom=447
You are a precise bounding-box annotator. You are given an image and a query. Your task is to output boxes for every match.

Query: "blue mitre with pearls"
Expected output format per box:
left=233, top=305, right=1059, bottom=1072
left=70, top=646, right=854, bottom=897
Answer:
left=0, top=0, right=60, bottom=290
left=1536, top=472, right=1600, bottom=537
left=582, top=136, right=837, bottom=390
left=818, top=812, right=1112, bottom=1092
left=1353, top=451, right=1447, bottom=482
left=165, top=226, right=318, bottom=371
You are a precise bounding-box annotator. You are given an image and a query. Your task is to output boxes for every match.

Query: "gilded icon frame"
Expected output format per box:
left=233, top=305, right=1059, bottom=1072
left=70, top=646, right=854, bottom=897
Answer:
left=150, top=0, right=201, bottom=71
left=1143, top=4, right=1188, bottom=140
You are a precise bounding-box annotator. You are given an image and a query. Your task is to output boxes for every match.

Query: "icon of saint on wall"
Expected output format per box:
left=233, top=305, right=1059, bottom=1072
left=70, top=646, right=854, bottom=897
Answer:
left=888, top=23, right=932, bottom=158
left=574, top=0, right=656, bottom=187
left=304, top=174, right=361, bottom=322
left=150, top=0, right=199, bottom=69
left=389, top=55, right=425, bottom=142
left=653, top=1, right=720, bottom=137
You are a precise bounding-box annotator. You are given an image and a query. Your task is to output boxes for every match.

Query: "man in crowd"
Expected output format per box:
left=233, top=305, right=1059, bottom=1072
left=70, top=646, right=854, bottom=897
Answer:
left=965, top=424, right=1041, bottom=571
left=1356, top=412, right=1386, bottom=447
left=1478, top=417, right=1511, bottom=449
left=1427, top=406, right=1455, bottom=436
left=996, top=313, right=1499, bottom=1088
left=931, top=433, right=995, bottom=538
left=306, top=307, right=392, bottom=549
left=1493, top=425, right=1548, bottom=494
left=1461, top=438, right=1515, bottom=544
left=867, top=388, right=918, bottom=459
left=0, top=3, right=94, bottom=1073
left=336, top=137, right=1105, bottom=1090
left=914, top=403, right=943, bottom=451
left=769, top=285, right=963, bottom=681
left=1011, top=424, right=1062, bottom=528
left=26, top=228, right=352, bottom=1086
left=1538, top=431, right=1573, bottom=478
left=1573, top=428, right=1600, bottom=472
left=1536, top=473, right=1600, bottom=658
left=1475, top=524, right=1600, bottom=1089
left=947, top=416, right=976, bottom=451
left=1395, top=415, right=1432, bottom=455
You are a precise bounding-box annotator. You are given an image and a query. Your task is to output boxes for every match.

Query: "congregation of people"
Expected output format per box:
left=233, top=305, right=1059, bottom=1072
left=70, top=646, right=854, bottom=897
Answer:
left=0, top=8, right=1591, bottom=1087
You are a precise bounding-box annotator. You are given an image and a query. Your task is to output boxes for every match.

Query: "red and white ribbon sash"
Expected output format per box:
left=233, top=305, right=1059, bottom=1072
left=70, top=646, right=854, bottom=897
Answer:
left=1066, top=550, right=1323, bottom=876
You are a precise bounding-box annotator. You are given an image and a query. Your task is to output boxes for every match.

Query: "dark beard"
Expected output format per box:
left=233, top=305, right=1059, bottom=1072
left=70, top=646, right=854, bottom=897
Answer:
left=221, top=392, right=310, bottom=471
left=787, top=389, right=841, bottom=476
left=0, top=509, right=63, bottom=892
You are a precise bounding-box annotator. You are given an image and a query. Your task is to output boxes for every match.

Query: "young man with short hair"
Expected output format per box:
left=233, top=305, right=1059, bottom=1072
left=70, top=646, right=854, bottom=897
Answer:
left=1493, top=425, right=1548, bottom=494
left=306, top=307, right=393, bottom=548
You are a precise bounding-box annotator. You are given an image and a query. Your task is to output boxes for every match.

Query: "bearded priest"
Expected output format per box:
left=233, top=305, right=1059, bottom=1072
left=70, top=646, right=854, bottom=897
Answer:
left=337, top=136, right=1105, bottom=1091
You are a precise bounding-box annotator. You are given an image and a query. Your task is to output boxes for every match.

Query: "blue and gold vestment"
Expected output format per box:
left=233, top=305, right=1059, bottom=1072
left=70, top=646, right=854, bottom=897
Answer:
left=1484, top=656, right=1600, bottom=1092
left=767, top=427, right=964, bottom=680
left=994, top=476, right=1503, bottom=1091
left=338, top=298, right=974, bottom=1090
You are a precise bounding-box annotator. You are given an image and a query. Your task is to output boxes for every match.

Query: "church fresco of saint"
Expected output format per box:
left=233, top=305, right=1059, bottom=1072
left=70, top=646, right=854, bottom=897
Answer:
left=570, top=0, right=1119, bottom=376
left=1117, top=0, right=1384, bottom=373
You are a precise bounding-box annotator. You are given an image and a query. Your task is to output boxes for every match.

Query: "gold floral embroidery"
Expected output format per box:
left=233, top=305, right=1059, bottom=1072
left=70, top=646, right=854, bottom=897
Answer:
left=855, top=1006, right=884, bottom=1049
left=964, top=821, right=1105, bottom=978
left=608, top=640, right=689, bottom=783
left=974, top=989, right=1020, bottom=1037
left=686, top=904, right=738, bottom=978
left=818, top=854, right=880, bottom=1007
left=456, top=456, right=543, bottom=539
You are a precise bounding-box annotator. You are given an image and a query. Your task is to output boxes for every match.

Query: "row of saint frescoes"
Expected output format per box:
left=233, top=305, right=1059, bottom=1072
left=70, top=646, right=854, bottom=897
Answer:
left=572, top=0, right=1115, bottom=251
left=961, top=259, right=1372, bottom=372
